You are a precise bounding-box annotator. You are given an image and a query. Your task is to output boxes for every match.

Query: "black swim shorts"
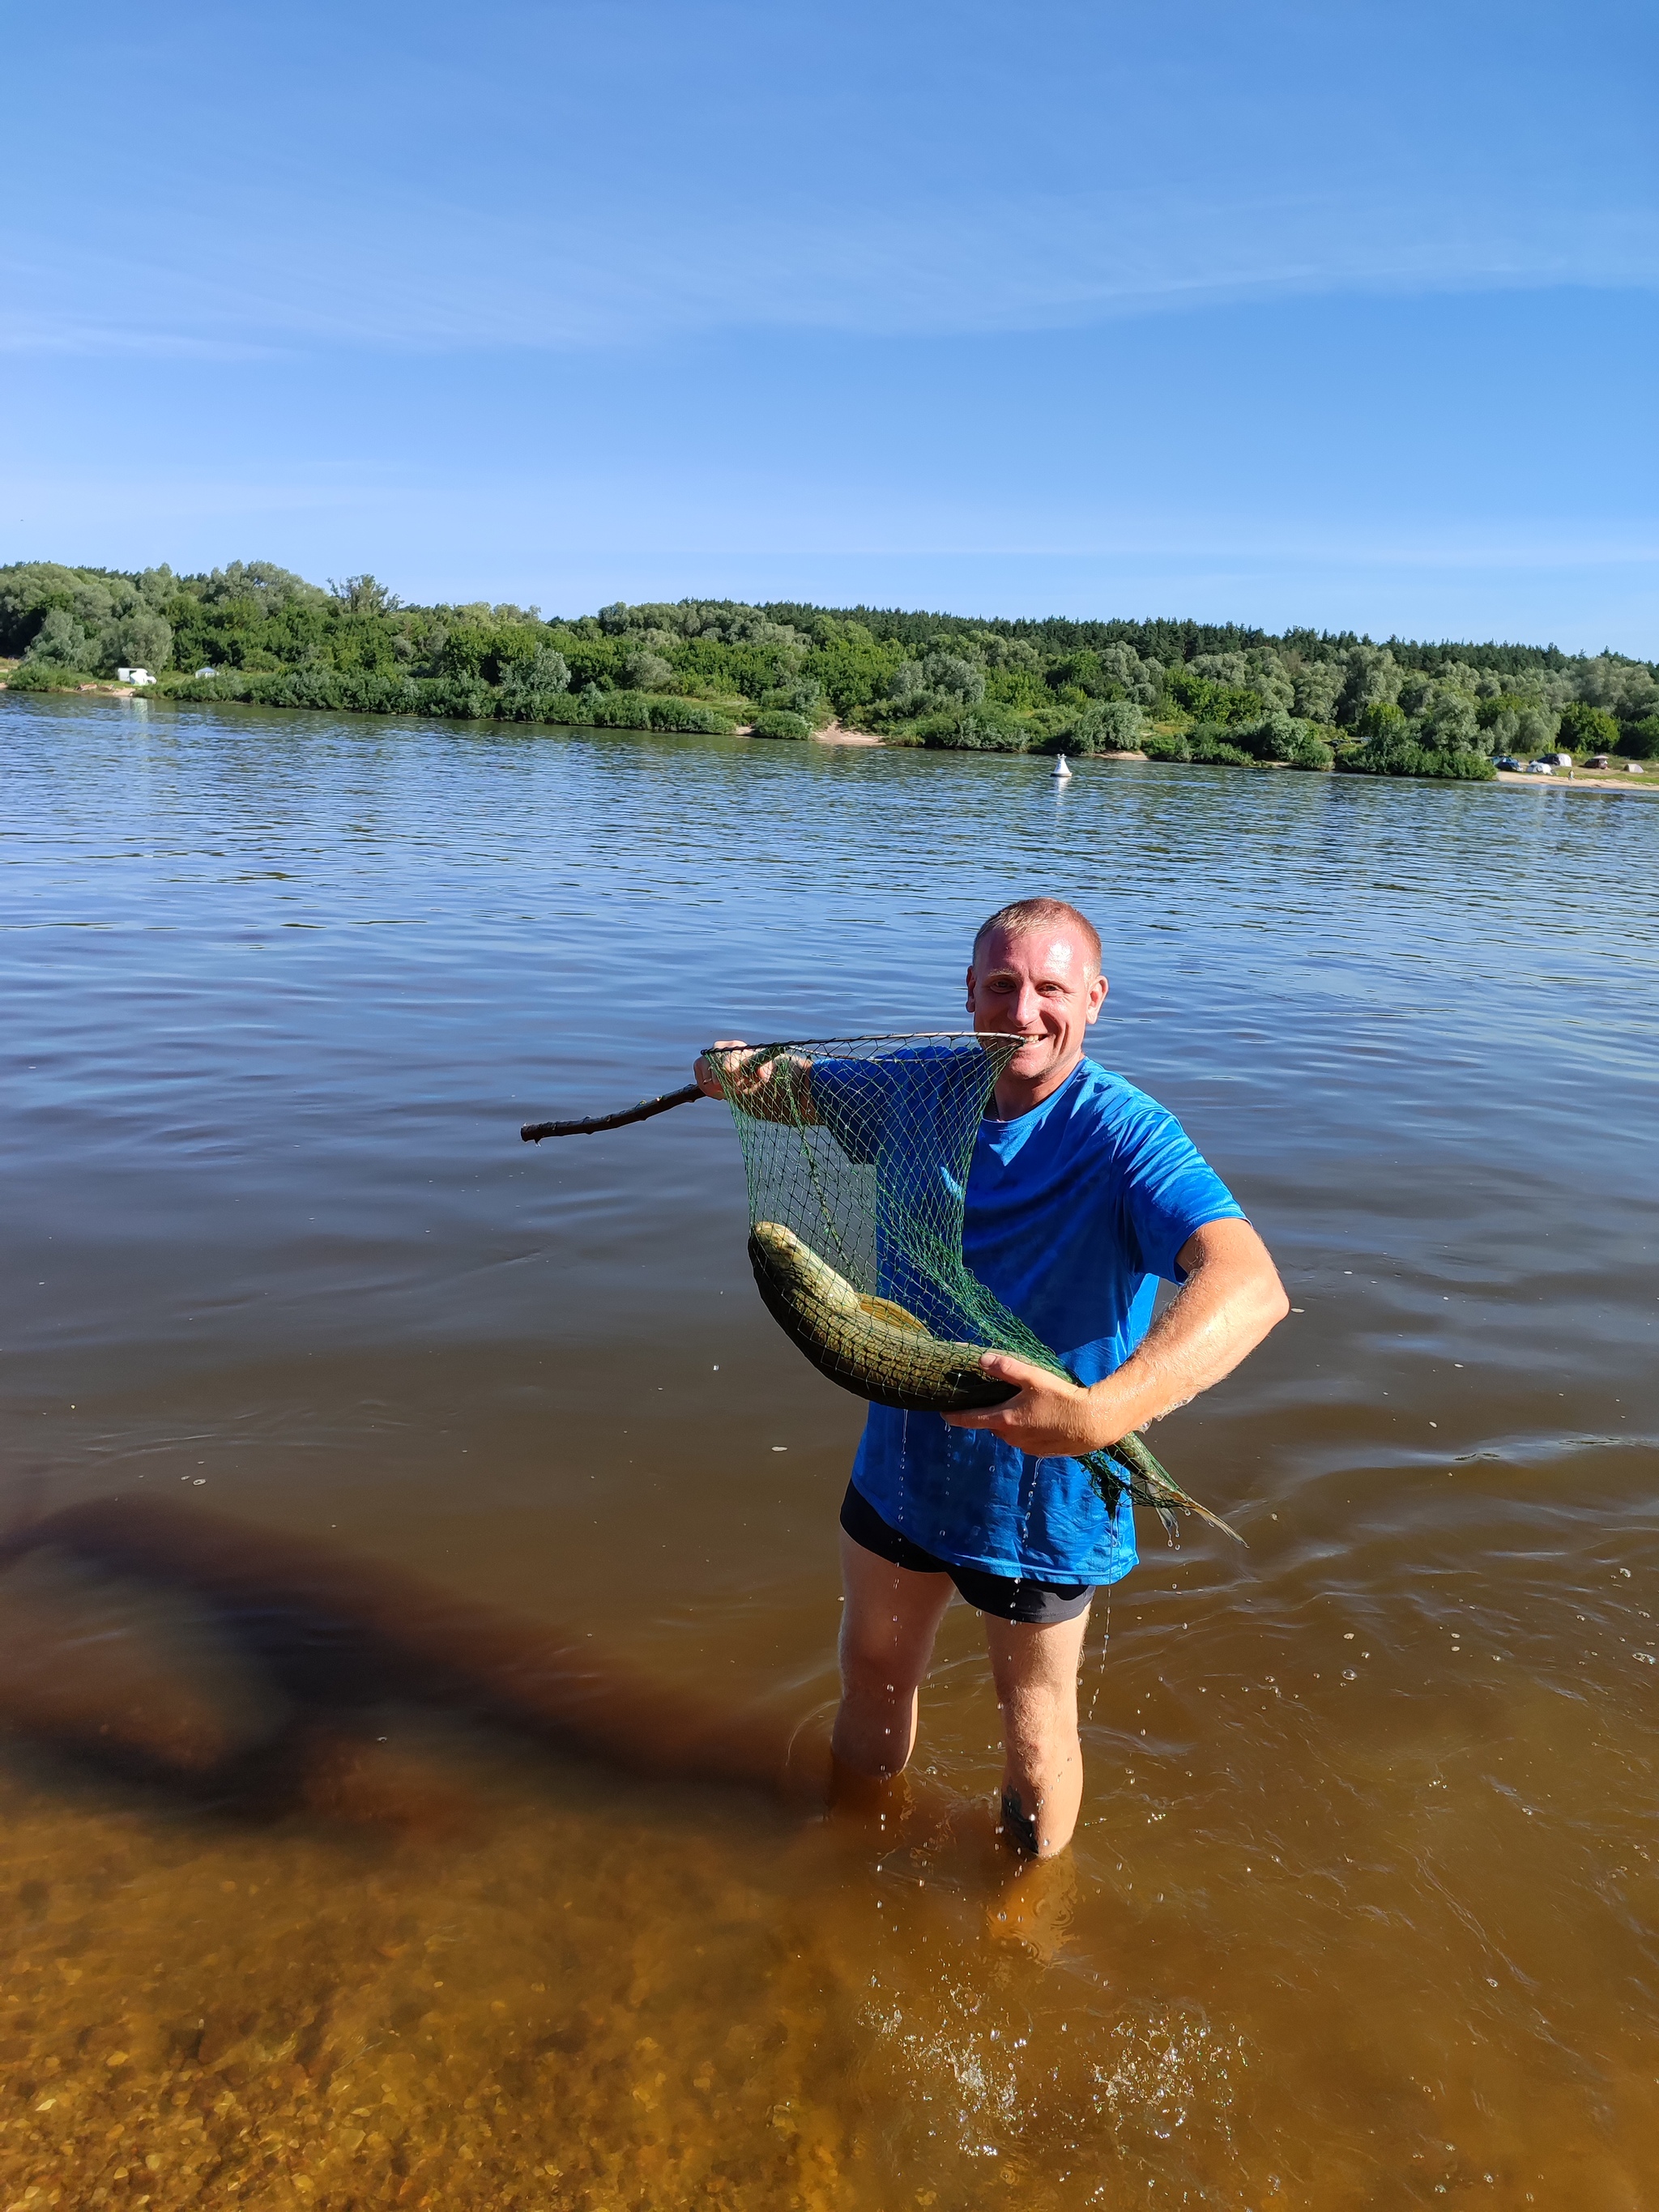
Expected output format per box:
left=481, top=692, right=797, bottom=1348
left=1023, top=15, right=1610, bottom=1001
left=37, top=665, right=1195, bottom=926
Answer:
left=839, top=1481, right=1094, bottom=1626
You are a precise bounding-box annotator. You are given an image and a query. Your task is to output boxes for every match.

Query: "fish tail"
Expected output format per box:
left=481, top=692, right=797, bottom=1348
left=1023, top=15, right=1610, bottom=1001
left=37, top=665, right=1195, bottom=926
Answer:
left=1083, top=1437, right=1246, bottom=1548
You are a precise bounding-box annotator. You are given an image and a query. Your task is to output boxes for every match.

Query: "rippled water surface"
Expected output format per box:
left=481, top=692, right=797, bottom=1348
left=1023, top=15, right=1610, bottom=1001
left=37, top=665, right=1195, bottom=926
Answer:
left=3, top=693, right=1658, bottom=2210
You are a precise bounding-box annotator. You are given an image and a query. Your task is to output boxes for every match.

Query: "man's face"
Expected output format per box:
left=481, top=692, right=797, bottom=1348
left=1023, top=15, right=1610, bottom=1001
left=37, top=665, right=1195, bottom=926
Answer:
left=965, top=925, right=1108, bottom=1082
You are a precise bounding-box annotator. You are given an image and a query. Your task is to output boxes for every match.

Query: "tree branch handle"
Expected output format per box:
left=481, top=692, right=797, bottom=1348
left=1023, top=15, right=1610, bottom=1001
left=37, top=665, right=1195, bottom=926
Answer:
left=521, top=1080, right=706, bottom=1142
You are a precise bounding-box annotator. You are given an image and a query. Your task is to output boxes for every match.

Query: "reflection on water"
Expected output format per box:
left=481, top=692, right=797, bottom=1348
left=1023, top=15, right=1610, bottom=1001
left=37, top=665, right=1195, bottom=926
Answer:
left=2, top=693, right=1658, bottom=2206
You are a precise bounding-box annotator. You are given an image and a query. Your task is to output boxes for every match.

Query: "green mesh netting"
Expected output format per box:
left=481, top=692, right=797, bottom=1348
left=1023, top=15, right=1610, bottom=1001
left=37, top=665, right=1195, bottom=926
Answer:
left=706, top=1033, right=1230, bottom=1538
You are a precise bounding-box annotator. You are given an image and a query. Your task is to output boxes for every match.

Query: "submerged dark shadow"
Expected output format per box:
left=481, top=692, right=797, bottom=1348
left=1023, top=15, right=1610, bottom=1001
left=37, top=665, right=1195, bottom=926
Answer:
left=0, top=1493, right=837, bottom=1831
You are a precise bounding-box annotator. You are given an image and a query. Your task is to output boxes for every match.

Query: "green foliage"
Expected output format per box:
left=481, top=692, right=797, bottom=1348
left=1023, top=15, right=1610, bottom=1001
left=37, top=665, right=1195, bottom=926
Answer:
left=1558, top=701, right=1620, bottom=753
left=983, top=663, right=1053, bottom=710
left=328, top=573, right=401, bottom=616
left=1512, top=705, right=1560, bottom=752
left=916, top=706, right=1030, bottom=752
left=758, top=678, right=825, bottom=725
left=0, top=560, right=175, bottom=675
left=1418, top=688, right=1482, bottom=752
left=567, top=690, right=734, bottom=735
left=1476, top=692, right=1532, bottom=730
left=1335, top=646, right=1403, bottom=727
left=1061, top=699, right=1143, bottom=754
left=750, top=710, right=812, bottom=739
left=1162, top=666, right=1266, bottom=727
left=1290, top=658, right=1346, bottom=722
left=6, top=562, right=1654, bottom=778
left=200, top=560, right=326, bottom=611
left=1232, top=712, right=1333, bottom=769
left=1137, top=714, right=1328, bottom=771
left=499, top=647, right=571, bottom=706
left=803, top=624, right=912, bottom=716
left=1474, top=693, right=1560, bottom=753
left=436, top=623, right=541, bottom=682
left=1352, top=701, right=1408, bottom=742
left=1337, top=729, right=1497, bottom=782
left=495, top=688, right=574, bottom=724
left=23, top=607, right=92, bottom=667
left=1575, top=654, right=1658, bottom=718
left=621, top=646, right=675, bottom=690
left=1191, top=650, right=1294, bottom=712
left=167, top=668, right=731, bottom=733
left=1162, top=667, right=1212, bottom=717
left=1351, top=690, right=1496, bottom=763
left=197, top=668, right=435, bottom=716
left=1140, top=729, right=1194, bottom=763
left=6, top=659, right=97, bottom=691
left=883, top=651, right=988, bottom=723
left=1045, top=651, right=1112, bottom=701
left=1618, top=714, right=1659, bottom=760
left=539, top=633, right=628, bottom=690
left=1183, top=723, right=1256, bottom=767
left=668, top=637, right=791, bottom=698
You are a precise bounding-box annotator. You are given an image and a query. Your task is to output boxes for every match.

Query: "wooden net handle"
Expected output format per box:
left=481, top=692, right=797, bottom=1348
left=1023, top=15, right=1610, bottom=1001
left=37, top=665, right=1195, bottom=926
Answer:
left=521, top=1081, right=705, bottom=1142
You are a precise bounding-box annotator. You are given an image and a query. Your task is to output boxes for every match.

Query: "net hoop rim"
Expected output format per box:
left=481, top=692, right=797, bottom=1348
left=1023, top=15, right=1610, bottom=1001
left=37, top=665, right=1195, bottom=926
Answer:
left=701, top=1029, right=1040, bottom=1059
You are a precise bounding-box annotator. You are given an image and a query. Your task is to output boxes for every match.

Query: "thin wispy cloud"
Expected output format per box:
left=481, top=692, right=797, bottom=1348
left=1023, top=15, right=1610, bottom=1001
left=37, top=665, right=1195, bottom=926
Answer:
left=6, top=182, right=1657, bottom=360
left=5, top=0, right=1653, bottom=358
left=2, top=0, right=1653, bottom=648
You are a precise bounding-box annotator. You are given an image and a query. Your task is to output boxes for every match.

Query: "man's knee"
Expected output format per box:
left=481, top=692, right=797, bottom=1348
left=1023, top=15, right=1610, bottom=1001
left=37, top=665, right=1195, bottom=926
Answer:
left=996, top=1676, right=1077, bottom=1752
left=987, top=1617, right=1085, bottom=1741
left=838, top=1639, right=919, bottom=1707
left=1004, top=1724, right=1080, bottom=1797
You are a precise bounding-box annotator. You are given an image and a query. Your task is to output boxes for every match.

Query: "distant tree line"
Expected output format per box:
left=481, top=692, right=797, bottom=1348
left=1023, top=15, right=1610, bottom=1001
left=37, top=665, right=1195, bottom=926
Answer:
left=3, top=560, right=1657, bottom=782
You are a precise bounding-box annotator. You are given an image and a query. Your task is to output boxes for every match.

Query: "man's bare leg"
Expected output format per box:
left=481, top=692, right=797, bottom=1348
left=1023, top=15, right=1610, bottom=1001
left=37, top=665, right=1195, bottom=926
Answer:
left=984, top=1604, right=1093, bottom=1857
left=831, top=1529, right=954, bottom=1780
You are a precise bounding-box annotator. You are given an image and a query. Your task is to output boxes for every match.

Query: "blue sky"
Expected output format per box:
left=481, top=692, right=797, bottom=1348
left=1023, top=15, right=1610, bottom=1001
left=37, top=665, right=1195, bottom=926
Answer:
left=4, top=0, right=1656, bottom=650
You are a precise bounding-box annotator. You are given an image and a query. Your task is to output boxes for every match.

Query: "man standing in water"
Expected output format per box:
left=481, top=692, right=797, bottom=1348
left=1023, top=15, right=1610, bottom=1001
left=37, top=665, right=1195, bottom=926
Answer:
left=699, top=898, right=1286, bottom=1857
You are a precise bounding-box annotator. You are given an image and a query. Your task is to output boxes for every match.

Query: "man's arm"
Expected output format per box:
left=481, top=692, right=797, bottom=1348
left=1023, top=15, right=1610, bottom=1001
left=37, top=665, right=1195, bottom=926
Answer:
left=941, top=1217, right=1289, bottom=1460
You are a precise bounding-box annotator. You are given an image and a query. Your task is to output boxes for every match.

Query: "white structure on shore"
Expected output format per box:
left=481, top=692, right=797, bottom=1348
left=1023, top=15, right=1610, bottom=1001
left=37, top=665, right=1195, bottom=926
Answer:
left=116, top=666, right=156, bottom=685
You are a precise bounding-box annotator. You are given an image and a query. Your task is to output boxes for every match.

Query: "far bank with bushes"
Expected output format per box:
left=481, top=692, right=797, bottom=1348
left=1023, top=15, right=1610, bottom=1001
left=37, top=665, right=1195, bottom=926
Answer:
left=4, top=559, right=1657, bottom=786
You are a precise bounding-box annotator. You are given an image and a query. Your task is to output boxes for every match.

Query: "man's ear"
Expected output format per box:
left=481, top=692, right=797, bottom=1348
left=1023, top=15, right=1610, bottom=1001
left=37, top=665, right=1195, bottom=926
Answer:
left=1085, top=974, right=1108, bottom=1023
left=964, top=965, right=977, bottom=1014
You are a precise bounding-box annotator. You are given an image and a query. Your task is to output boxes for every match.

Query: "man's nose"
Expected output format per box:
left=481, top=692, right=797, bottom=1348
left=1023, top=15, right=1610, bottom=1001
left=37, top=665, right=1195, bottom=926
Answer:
left=1013, top=982, right=1044, bottom=1027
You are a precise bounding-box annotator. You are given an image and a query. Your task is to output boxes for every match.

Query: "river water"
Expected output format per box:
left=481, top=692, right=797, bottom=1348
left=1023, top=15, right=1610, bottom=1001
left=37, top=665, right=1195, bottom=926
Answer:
left=2, top=693, right=1657, bottom=2210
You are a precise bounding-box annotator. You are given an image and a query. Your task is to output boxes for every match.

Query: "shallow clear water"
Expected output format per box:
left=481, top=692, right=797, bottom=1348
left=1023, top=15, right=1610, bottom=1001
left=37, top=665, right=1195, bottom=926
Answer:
left=2, top=693, right=1657, bottom=2209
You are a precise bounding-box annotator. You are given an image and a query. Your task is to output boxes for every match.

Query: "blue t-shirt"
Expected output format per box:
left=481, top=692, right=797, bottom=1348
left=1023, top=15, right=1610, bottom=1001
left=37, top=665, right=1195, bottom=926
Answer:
left=842, top=1055, right=1243, bottom=1585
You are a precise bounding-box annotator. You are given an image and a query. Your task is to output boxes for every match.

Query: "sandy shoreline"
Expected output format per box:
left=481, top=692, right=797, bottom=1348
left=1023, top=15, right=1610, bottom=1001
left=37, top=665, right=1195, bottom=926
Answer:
left=1493, top=768, right=1653, bottom=795
left=812, top=720, right=882, bottom=746
left=730, top=717, right=881, bottom=745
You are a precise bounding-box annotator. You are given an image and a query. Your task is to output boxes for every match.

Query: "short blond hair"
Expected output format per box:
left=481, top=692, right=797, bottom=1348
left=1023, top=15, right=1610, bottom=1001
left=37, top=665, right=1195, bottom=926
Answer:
left=971, top=898, right=1102, bottom=977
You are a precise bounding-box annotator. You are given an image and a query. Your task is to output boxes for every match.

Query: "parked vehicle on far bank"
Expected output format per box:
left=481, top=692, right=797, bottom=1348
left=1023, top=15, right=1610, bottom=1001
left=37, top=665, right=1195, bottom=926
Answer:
left=1525, top=761, right=1555, bottom=775
left=1493, top=756, right=1523, bottom=771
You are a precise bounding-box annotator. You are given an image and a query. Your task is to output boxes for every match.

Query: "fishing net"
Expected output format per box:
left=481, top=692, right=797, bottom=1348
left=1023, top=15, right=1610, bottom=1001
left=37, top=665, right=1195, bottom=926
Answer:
left=704, top=1032, right=1222, bottom=1535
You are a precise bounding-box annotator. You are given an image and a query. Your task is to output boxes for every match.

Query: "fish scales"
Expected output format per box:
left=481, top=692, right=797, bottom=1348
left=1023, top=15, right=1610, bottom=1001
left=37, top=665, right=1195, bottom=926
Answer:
left=746, top=1221, right=1240, bottom=1541
left=747, top=1221, right=1012, bottom=1414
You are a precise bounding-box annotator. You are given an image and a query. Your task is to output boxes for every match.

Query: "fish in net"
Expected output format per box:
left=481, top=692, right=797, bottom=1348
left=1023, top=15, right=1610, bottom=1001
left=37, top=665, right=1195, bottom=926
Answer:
left=703, top=1032, right=1236, bottom=1541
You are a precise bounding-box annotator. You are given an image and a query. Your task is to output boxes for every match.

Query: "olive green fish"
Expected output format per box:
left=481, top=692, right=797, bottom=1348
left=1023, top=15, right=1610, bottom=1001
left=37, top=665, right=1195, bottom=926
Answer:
left=746, top=1221, right=1240, bottom=1542
left=747, top=1218, right=1013, bottom=1416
